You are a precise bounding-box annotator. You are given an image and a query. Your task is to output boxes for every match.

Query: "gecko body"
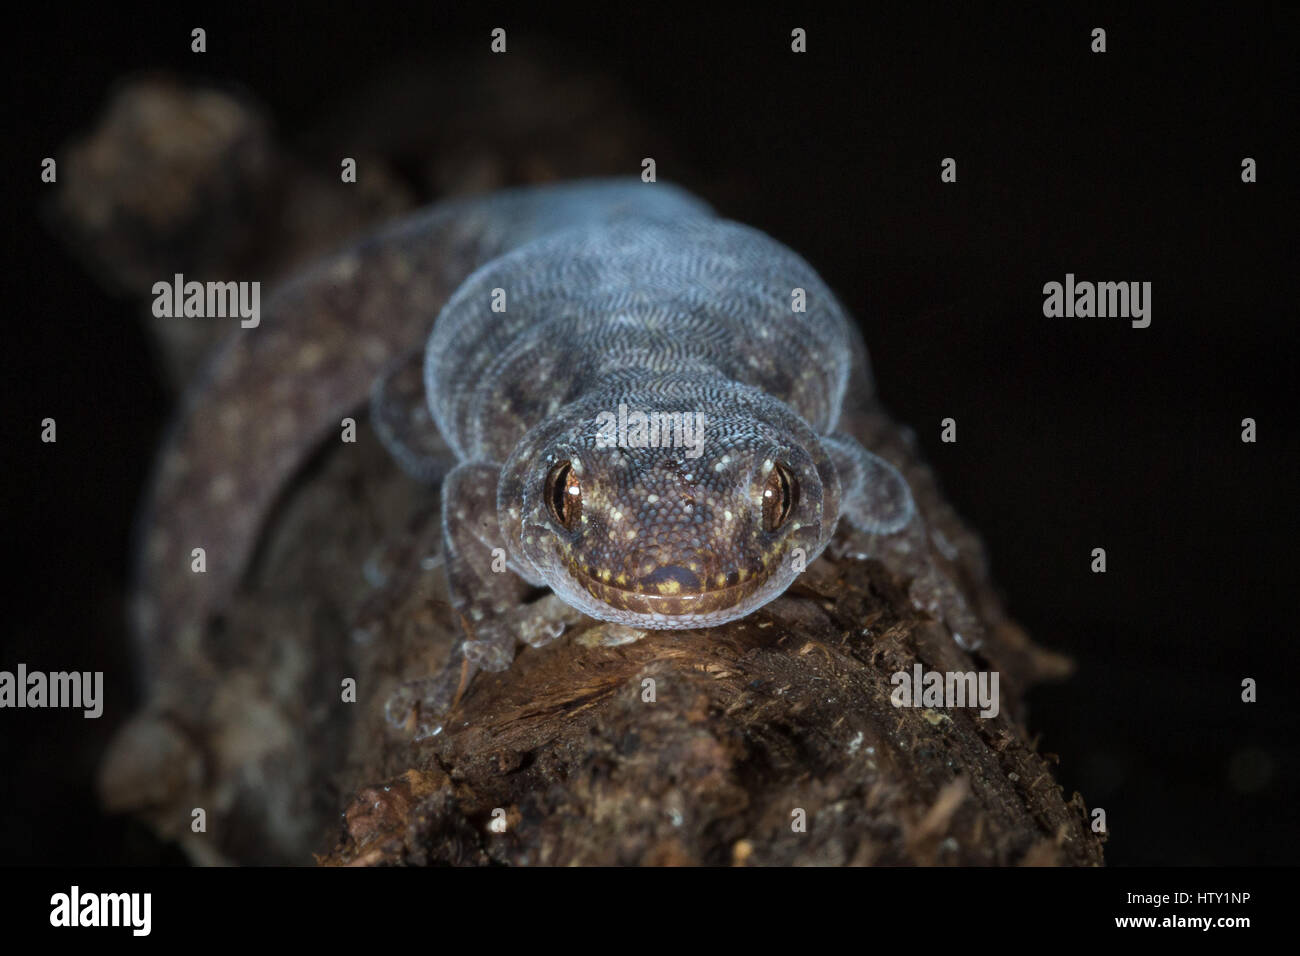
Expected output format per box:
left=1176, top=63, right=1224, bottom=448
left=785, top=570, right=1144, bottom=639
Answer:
left=407, top=209, right=914, bottom=681
left=134, top=179, right=975, bottom=727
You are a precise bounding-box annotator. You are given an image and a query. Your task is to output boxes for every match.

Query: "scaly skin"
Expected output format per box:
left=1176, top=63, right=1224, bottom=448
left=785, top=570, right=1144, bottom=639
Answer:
left=133, top=178, right=973, bottom=736
left=383, top=205, right=918, bottom=732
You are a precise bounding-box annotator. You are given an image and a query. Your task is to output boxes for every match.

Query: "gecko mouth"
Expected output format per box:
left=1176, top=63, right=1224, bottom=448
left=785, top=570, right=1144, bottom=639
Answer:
left=566, top=563, right=773, bottom=620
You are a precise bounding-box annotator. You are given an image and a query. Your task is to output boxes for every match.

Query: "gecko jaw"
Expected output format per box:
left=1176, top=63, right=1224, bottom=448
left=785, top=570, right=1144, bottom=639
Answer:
left=561, top=560, right=783, bottom=627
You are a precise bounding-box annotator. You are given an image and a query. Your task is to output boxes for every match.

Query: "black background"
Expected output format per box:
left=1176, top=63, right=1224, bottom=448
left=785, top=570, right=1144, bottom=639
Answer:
left=4, top=3, right=1296, bottom=866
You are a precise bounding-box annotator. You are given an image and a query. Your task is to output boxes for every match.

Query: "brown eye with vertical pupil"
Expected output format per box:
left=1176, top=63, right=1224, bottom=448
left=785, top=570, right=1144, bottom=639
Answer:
left=762, top=462, right=798, bottom=532
left=545, top=460, right=582, bottom=530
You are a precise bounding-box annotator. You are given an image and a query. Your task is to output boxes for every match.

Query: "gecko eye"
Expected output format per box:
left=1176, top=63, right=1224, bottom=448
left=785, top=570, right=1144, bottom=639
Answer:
left=545, top=460, right=582, bottom=530
left=761, top=461, right=798, bottom=532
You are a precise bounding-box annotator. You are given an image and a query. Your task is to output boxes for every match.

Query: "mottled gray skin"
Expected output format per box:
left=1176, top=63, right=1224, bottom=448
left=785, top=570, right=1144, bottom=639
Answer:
left=376, top=187, right=915, bottom=721
left=132, top=177, right=936, bottom=730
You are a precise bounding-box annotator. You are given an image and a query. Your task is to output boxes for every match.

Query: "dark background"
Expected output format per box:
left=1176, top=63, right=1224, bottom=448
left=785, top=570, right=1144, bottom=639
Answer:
left=4, top=4, right=1296, bottom=865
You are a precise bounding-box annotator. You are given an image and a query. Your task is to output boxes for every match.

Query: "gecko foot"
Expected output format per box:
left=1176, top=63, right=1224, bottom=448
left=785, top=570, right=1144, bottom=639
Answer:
left=883, top=515, right=987, bottom=653
left=385, top=646, right=478, bottom=740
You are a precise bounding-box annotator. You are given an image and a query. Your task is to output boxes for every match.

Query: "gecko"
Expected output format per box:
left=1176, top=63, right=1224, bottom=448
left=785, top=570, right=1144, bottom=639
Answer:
left=131, top=178, right=983, bottom=730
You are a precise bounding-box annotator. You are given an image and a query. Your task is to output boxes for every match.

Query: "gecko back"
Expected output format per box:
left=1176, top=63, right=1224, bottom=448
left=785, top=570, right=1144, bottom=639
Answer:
left=424, top=217, right=869, bottom=465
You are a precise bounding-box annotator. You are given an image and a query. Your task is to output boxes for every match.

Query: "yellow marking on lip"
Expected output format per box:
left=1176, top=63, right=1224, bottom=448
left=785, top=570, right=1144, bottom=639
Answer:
left=567, top=561, right=769, bottom=618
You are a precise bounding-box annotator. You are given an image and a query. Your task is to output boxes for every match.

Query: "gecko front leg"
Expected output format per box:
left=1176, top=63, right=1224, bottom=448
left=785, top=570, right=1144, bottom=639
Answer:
left=822, top=432, right=915, bottom=534
left=441, top=462, right=535, bottom=671
left=823, top=432, right=985, bottom=652
left=386, top=461, right=573, bottom=737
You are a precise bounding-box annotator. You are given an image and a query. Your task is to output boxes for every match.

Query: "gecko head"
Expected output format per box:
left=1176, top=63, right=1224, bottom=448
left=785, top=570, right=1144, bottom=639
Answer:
left=501, top=402, right=841, bottom=629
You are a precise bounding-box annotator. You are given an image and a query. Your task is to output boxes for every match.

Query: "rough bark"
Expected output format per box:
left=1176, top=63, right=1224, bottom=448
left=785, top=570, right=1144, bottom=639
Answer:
left=100, top=401, right=1101, bottom=866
